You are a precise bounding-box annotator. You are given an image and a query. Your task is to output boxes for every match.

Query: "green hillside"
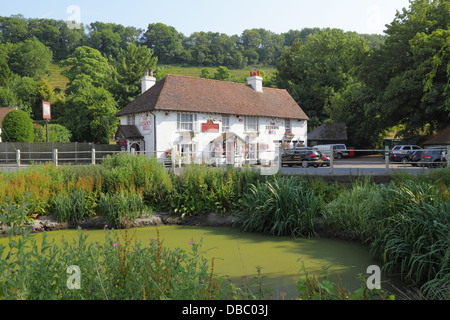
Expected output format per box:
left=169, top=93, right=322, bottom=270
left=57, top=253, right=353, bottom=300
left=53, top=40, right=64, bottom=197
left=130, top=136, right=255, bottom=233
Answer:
left=46, top=63, right=277, bottom=92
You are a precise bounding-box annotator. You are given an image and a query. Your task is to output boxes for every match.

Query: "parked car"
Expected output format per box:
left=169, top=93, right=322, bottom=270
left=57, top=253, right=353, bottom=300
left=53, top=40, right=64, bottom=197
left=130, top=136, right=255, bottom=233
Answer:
left=408, top=150, right=424, bottom=166
left=316, top=150, right=330, bottom=167
left=282, top=149, right=324, bottom=168
left=421, top=147, right=447, bottom=168
left=313, top=144, right=348, bottom=159
left=389, top=145, right=422, bottom=162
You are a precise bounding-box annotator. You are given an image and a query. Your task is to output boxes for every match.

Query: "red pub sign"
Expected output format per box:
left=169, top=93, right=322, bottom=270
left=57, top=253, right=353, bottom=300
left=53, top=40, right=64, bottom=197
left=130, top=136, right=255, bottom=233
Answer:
left=201, top=120, right=219, bottom=133
left=42, top=101, right=51, bottom=120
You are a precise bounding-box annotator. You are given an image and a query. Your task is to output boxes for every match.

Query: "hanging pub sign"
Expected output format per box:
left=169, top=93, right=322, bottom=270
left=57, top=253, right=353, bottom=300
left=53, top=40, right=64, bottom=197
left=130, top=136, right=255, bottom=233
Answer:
left=42, top=101, right=51, bottom=120
left=201, top=120, right=219, bottom=133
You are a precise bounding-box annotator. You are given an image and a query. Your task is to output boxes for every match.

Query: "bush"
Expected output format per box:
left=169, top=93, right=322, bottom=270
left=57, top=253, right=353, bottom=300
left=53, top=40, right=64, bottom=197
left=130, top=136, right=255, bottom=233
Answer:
left=52, top=189, right=96, bottom=223
left=97, top=191, right=147, bottom=228
left=1, top=109, right=34, bottom=142
left=238, top=176, right=321, bottom=237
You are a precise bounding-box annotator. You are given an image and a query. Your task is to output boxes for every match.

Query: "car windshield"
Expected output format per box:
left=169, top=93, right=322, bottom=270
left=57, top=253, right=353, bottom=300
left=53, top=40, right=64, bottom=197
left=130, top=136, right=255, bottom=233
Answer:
left=393, top=146, right=401, bottom=150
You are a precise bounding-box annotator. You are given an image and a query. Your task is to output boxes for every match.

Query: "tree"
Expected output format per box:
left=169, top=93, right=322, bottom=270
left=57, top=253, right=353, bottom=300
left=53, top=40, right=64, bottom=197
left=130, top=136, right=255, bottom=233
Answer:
left=359, top=0, right=449, bottom=138
left=276, top=29, right=369, bottom=129
left=108, top=43, right=158, bottom=109
left=63, top=80, right=118, bottom=144
left=33, top=123, right=72, bottom=142
left=0, top=15, right=29, bottom=43
left=1, top=109, right=34, bottom=142
left=141, top=23, right=185, bottom=64
left=61, top=46, right=112, bottom=94
left=213, top=66, right=231, bottom=81
left=7, top=38, right=53, bottom=78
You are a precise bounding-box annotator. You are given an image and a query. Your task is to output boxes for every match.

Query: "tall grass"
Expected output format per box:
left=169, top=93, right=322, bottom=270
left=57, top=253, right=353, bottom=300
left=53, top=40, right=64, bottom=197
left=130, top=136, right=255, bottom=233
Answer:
left=238, top=176, right=321, bottom=237
left=322, top=177, right=450, bottom=300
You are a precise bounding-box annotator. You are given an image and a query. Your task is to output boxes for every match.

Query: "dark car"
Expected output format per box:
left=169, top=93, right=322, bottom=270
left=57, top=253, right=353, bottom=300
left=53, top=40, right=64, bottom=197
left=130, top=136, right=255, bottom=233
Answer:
left=282, top=149, right=324, bottom=168
left=389, top=145, right=422, bottom=162
left=408, top=150, right=423, bottom=166
left=421, top=147, right=447, bottom=168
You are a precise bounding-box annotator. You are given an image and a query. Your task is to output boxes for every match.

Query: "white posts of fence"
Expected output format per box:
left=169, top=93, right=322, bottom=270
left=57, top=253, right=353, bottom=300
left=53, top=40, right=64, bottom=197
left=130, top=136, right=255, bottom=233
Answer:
left=16, top=149, right=21, bottom=169
left=53, top=149, right=58, bottom=166
left=385, top=146, right=389, bottom=173
left=91, top=149, right=96, bottom=165
left=329, top=146, right=334, bottom=174
left=447, top=146, right=450, bottom=169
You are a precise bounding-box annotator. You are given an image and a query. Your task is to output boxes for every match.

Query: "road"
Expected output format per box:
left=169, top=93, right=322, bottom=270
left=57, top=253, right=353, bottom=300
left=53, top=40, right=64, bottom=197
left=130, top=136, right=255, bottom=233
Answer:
left=280, top=156, right=431, bottom=176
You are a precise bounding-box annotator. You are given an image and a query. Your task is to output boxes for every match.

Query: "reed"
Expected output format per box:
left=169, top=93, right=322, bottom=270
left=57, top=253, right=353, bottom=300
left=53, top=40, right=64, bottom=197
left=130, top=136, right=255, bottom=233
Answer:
left=238, top=176, right=320, bottom=237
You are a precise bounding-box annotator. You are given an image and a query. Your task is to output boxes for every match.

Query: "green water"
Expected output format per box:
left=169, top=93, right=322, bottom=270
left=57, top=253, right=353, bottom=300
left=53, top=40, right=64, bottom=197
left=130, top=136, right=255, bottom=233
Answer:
left=1, top=225, right=403, bottom=298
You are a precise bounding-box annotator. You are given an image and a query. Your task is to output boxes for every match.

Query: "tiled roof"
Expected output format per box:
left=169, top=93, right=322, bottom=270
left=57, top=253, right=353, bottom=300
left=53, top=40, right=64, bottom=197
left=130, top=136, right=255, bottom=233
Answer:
left=423, top=126, right=450, bottom=146
left=116, top=75, right=309, bottom=120
left=308, top=123, right=348, bottom=141
left=116, top=125, right=144, bottom=139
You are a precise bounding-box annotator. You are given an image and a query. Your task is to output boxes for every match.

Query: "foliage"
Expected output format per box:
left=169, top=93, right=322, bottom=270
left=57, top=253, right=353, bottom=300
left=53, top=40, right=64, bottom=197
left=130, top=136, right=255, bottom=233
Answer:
left=7, top=38, right=53, bottom=79
left=108, top=43, right=158, bottom=109
left=238, top=176, right=321, bottom=237
left=275, top=29, right=369, bottom=129
left=0, top=109, right=34, bottom=142
left=358, top=0, right=449, bottom=139
left=97, top=191, right=147, bottom=228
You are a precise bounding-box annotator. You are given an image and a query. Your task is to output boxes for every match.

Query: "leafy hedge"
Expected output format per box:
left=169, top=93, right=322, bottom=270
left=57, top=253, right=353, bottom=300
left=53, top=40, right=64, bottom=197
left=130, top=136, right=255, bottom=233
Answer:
left=0, top=153, right=448, bottom=299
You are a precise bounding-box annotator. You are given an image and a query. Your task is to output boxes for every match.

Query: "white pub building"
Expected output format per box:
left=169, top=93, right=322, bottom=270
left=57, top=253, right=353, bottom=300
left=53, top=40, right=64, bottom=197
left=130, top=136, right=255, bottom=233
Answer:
left=115, top=69, right=309, bottom=166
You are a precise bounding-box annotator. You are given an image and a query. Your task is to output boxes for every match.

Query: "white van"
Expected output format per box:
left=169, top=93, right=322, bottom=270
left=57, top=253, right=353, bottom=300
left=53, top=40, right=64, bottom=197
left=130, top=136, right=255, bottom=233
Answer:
left=313, top=144, right=348, bottom=159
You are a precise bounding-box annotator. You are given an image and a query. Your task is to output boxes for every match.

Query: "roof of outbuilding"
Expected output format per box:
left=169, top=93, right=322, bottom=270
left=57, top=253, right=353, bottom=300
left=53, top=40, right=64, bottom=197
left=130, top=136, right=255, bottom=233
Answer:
left=308, top=123, right=348, bottom=141
left=116, top=74, right=309, bottom=120
left=0, top=107, right=16, bottom=127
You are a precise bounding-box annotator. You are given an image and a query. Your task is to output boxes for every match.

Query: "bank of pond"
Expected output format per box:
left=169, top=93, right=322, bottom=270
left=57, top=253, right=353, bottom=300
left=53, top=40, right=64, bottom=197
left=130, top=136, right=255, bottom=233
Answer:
left=0, top=153, right=449, bottom=300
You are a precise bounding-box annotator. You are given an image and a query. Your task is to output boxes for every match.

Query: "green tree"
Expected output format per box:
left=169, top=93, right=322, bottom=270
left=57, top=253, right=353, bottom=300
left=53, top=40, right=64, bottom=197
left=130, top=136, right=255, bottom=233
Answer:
left=33, top=123, right=72, bottom=142
left=63, top=80, right=118, bottom=144
left=141, top=23, right=185, bottom=64
left=359, top=0, right=449, bottom=138
left=108, top=43, right=157, bottom=109
left=1, top=109, right=34, bottom=142
left=276, top=29, right=369, bottom=129
left=0, top=15, right=29, bottom=43
left=213, top=66, right=231, bottom=81
left=8, top=38, right=53, bottom=78
left=61, top=46, right=112, bottom=94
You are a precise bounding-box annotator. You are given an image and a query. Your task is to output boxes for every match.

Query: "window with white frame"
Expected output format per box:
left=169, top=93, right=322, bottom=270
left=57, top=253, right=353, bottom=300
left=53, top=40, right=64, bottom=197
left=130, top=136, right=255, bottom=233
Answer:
left=285, top=119, right=291, bottom=133
left=177, top=113, right=197, bottom=131
left=248, top=143, right=258, bottom=159
left=127, top=115, right=135, bottom=125
left=245, top=116, right=258, bottom=132
left=222, top=116, right=230, bottom=132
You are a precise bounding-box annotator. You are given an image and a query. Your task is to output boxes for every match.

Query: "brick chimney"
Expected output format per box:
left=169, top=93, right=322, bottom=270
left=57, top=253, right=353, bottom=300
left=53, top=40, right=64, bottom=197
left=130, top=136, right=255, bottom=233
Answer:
left=247, top=71, right=263, bottom=93
left=141, top=68, right=156, bottom=94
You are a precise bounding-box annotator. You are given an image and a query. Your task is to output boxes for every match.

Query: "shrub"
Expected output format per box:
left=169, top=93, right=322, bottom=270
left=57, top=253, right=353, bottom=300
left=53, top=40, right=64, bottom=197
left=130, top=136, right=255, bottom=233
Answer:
left=97, top=191, right=147, bottom=228
left=238, top=176, right=321, bottom=237
left=52, top=189, right=96, bottom=223
left=1, top=109, right=34, bottom=142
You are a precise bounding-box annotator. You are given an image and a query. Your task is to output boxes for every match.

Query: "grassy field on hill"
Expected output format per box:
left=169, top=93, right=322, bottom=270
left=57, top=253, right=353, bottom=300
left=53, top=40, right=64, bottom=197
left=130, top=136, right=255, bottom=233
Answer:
left=46, top=63, right=277, bottom=92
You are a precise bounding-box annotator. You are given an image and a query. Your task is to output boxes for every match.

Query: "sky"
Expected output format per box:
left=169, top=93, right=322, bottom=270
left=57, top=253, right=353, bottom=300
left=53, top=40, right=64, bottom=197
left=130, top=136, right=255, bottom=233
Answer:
left=1, top=0, right=412, bottom=36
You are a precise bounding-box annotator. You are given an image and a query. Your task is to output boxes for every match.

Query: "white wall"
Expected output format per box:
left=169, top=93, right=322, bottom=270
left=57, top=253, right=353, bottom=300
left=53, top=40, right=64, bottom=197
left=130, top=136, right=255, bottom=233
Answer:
left=121, top=111, right=308, bottom=162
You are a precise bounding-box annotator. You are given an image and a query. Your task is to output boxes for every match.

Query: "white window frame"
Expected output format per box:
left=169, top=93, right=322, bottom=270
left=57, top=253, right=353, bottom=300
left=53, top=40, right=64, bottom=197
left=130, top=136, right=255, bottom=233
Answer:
left=222, top=116, right=230, bottom=132
left=245, top=116, right=258, bottom=132
left=285, top=119, right=291, bottom=133
left=177, top=113, right=197, bottom=132
left=127, top=115, right=135, bottom=125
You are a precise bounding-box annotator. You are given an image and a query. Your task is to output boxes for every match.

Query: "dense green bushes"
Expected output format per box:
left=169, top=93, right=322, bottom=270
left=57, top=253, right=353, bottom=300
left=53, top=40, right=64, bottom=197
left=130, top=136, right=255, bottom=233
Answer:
left=238, top=176, right=321, bottom=238
left=0, top=153, right=448, bottom=299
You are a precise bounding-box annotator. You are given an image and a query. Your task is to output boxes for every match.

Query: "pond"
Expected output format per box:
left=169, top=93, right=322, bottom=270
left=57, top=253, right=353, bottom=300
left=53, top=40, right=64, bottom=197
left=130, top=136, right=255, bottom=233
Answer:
left=1, top=225, right=406, bottom=299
